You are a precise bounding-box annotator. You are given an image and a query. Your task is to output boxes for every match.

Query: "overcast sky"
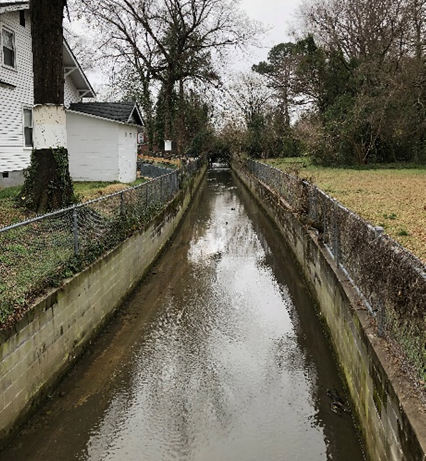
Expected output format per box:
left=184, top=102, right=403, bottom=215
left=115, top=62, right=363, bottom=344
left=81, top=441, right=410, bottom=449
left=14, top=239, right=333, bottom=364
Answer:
left=79, top=0, right=304, bottom=94
left=237, top=0, right=302, bottom=68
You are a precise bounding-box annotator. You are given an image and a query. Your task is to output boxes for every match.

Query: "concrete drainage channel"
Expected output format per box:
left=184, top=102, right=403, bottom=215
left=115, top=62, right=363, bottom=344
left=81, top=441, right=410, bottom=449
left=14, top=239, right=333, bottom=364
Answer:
left=1, top=160, right=425, bottom=460
left=0, top=165, right=207, bottom=448
left=232, top=161, right=426, bottom=461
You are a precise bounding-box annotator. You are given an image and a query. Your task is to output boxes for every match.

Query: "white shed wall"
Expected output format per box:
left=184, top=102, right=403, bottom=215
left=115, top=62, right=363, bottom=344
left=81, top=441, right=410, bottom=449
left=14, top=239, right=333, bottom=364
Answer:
left=0, top=10, right=33, bottom=172
left=117, top=125, right=137, bottom=183
left=67, top=112, right=119, bottom=182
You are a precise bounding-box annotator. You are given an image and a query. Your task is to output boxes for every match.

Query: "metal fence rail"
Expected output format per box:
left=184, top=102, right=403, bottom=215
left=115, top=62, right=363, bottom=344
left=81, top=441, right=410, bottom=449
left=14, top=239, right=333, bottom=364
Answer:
left=0, top=157, right=205, bottom=322
left=246, top=159, right=426, bottom=380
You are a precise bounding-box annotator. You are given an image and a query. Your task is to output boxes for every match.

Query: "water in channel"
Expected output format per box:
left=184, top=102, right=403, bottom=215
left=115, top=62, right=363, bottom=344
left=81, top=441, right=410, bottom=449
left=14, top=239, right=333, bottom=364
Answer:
left=1, top=167, right=365, bottom=461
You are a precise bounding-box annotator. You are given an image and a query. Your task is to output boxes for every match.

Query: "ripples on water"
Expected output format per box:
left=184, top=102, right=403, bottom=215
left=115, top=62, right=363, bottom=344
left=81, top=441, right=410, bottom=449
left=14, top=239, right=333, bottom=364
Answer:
left=0, top=169, right=364, bottom=461
left=79, top=170, right=363, bottom=461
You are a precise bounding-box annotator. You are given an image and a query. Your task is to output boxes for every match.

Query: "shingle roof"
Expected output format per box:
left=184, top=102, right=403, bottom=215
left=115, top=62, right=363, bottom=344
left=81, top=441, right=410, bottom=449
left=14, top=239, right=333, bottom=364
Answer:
left=68, top=102, right=143, bottom=126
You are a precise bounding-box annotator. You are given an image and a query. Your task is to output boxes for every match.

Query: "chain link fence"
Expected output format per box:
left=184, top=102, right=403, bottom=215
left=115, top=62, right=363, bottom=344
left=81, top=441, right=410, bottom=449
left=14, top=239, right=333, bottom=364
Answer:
left=0, top=157, right=205, bottom=324
left=245, top=159, right=426, bottom=381
left=137, top=161, right=175, bottom=178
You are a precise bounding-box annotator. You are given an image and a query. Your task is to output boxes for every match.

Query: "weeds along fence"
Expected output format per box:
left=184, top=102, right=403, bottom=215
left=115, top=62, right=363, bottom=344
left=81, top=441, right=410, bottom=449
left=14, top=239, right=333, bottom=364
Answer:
left=0, top=157, right=205, bottom=324
left=245, top=159, right=426, bottom=381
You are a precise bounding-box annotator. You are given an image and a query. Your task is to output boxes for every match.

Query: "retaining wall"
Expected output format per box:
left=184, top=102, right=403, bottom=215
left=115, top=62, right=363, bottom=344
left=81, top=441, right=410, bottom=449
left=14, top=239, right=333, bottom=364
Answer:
left=0, top=165, right=206, bottom=445
left=233, top=162, right=426, bottom=461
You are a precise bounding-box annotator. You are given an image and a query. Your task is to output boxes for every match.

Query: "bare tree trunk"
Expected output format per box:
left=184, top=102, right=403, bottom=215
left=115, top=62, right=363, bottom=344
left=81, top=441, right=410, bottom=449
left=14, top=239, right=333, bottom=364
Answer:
left=19, top=0, right=74, bottom=214
left=163, top=72, right=175, bottom=147
left=141, top=80, right=155, bottom=153
left=176, top=79, right=185, bottom=157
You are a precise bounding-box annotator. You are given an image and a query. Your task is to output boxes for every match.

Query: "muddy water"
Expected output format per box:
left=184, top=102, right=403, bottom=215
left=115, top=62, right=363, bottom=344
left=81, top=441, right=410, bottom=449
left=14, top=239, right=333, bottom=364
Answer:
left=0, top=168, right=365, bottom=461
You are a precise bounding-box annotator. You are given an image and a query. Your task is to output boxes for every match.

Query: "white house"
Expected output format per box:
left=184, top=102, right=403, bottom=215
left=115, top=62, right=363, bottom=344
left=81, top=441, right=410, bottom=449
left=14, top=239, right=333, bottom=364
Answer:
left=0, top=1, right=143, bottom=187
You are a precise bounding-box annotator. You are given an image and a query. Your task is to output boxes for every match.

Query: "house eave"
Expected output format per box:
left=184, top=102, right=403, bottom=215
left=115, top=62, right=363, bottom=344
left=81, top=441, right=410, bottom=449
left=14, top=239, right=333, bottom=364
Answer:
left=63, top=39, right=95, bottom=100
left=0, top=2, right=29, bottom=14
left=66, top=109, right=143, bottom=128
left=0, top=4, right=95, bottom=100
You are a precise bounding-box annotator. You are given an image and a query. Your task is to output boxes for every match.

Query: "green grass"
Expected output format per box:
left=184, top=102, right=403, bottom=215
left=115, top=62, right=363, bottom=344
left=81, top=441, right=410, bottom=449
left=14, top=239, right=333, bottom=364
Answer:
left=0, top=179, right=148, bottom=228
left=0, top=218, right=74, bottom=323
left=0, top=186, right=21, bottom=200
left=0, top=176, right=157, bottom=325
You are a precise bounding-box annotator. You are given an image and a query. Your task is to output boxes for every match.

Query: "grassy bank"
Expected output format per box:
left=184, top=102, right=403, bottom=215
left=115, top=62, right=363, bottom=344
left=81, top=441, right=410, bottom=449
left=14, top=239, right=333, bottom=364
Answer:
left=263, top=158, right=426, bottom=263
left=0, top=179, right=146, bottom=229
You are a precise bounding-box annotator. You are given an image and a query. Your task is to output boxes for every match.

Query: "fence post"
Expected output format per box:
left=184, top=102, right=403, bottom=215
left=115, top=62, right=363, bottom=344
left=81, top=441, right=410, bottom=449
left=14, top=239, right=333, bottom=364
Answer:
left=376, top=299, right=386, bottom=337
left=323, top=197, right=328, bottom=244
left=310, top=188, right=318, bottom=222
left=373, top=226, right=386, bottom=336
left=120, top=192, right=125, bottom=215
left=73, top=207, right=79, bottom=256
left=333, top=202, right=340, bottom=265
left=374, top=226, right=384, bottom=239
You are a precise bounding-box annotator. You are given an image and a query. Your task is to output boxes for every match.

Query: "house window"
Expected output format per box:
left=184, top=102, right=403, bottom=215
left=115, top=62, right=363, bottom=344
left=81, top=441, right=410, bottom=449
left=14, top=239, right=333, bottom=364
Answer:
left=20, top=11, right=25, bottom=27
left=2, top=27, right=15, bottom=68
left=23, top=108, right=33, bottom=147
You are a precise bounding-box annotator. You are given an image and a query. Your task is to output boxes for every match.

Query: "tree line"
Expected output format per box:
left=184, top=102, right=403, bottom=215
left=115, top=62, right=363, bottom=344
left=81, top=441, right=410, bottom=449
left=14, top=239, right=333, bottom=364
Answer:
left=71, top=0, right=426, bottom=165
left=221, top=0, right=426, bottom=165
left=69, top=0, right=261, bottom=158
left=24, top=0, right=426, bottom=214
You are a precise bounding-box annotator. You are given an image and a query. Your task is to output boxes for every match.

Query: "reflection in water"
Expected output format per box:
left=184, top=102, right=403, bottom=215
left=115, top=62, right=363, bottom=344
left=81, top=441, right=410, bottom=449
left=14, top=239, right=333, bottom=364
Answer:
left=1, top=168, right=365, bottom=461
left=81, top=169, right=363, bottom=461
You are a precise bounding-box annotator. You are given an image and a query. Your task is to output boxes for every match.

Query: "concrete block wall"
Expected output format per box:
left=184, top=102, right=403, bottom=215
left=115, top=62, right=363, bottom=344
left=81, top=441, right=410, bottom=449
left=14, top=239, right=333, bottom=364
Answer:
left=0, top=170, right=24, bottom=188
left=0, top=165, right=206, bottom=444
left=233, top=164, right=426, bottom=461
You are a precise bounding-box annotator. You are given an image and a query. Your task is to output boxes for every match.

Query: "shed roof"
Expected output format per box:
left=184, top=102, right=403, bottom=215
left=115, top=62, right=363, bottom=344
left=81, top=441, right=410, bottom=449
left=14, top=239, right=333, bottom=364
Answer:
left=68, top=102, right=144, bottom=126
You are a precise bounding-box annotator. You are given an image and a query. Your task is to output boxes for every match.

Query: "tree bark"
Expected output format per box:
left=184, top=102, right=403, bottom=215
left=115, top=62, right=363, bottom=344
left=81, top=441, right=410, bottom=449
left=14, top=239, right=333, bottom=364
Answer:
left=31, top=0, right=66, bottom=104
left=164, top=74, right=175, bottom=142
left=19, top=0, right=74, bottom=214
left=21, top=148, right=74, bottom=212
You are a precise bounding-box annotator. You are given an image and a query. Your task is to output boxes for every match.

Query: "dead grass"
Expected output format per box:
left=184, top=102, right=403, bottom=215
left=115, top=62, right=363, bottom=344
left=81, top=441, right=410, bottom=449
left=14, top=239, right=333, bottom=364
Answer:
left=265, top=159, right=426, bottom=264
left=74, top=179, right=145, bottom=202
left=138, top=154, right=181, bottom=168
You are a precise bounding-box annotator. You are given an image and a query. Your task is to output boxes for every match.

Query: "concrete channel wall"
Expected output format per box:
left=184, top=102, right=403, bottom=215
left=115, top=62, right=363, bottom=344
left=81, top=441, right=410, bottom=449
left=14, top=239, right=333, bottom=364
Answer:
left=0, top=165, right=207, bottom=446
left=233, top=162, right=426, bottom=461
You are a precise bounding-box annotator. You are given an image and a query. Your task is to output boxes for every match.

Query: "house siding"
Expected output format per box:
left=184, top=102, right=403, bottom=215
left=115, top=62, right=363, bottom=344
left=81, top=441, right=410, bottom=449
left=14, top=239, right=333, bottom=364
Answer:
left=0, top=9, right=83, bottom=181
left=0, top=9, right=137, bottom=187
left=0, top=9, right=33, bottom=173
left=64, top=74, right=80, bottom=107
left=117, top=124, right=137, bottom=183
left=67, top=111, right=120, bottom=181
